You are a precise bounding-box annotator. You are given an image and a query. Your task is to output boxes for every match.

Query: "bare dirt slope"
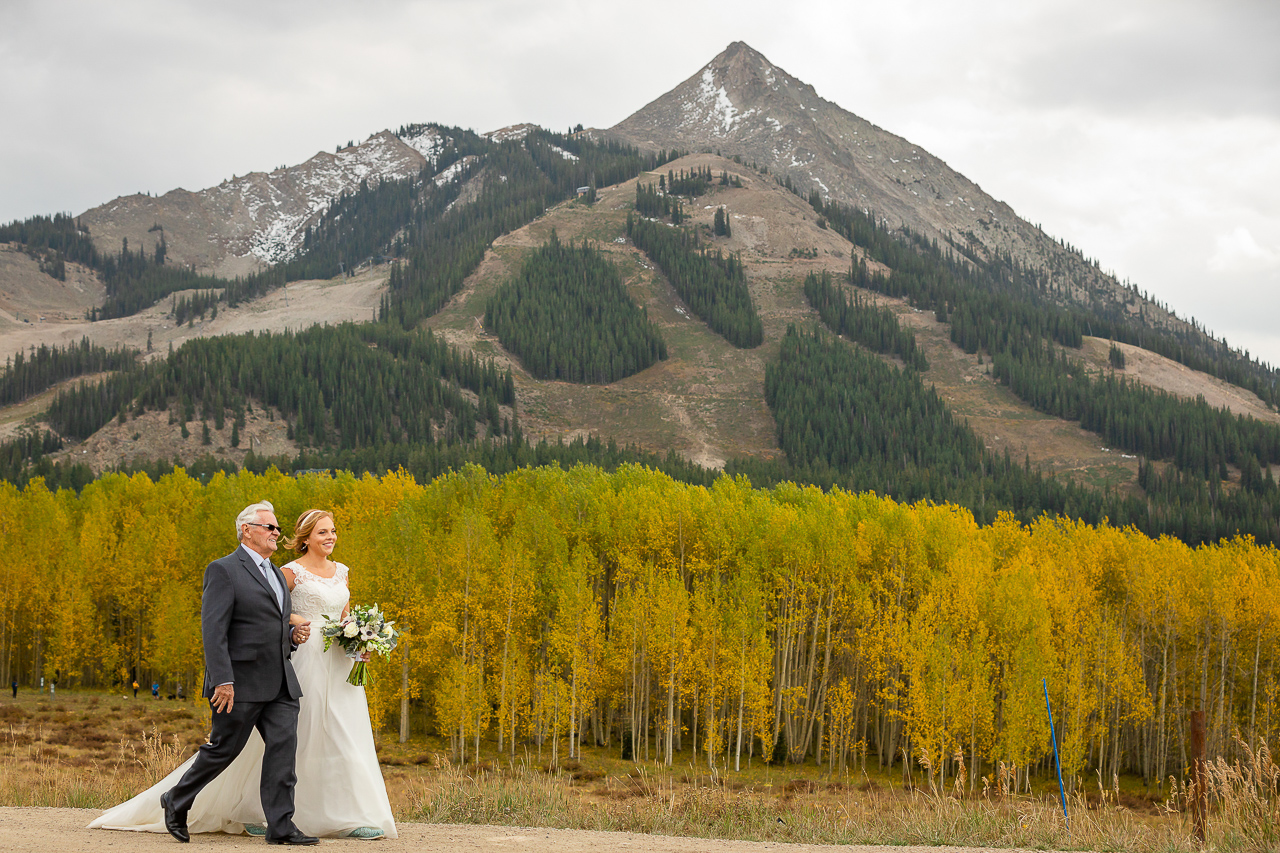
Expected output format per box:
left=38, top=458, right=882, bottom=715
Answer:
left=1081, top=337, right=1280, bottom=425
left=0, top=245, right=103, bottom=326
left=0, top=267, right=387, bottom=364
left=0, top=809, right=1062, bottom=853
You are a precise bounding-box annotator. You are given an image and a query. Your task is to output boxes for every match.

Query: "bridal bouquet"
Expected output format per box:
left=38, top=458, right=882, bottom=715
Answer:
left=321, top=604, right=399, bottom=686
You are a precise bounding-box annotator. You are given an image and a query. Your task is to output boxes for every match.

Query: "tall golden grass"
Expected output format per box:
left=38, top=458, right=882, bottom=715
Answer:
left=397, top=752, right=1276, bottom=852
left=5, top=692, right=1277, bottom=851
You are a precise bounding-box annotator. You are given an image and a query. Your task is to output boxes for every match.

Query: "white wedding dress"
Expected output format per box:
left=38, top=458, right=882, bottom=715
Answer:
left=89, top=561, right=398, bottom=839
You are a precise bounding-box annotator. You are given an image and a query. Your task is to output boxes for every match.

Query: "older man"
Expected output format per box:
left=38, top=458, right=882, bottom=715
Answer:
left=160, top=501, right=316, bottom=846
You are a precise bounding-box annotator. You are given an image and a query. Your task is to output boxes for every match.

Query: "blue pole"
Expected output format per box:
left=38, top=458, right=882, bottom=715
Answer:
left=1043, top=678, right=1069, bottom=829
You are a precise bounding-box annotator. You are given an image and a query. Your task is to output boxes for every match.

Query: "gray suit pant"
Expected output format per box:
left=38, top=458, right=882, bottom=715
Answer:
left=165, top=680, right=300, bottom=837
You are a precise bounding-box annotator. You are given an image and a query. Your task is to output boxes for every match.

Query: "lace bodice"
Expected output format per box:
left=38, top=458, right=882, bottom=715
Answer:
left=287, top=561, right=350, bottom=622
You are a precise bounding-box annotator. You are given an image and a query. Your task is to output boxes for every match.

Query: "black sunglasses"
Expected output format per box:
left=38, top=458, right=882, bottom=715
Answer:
left=245, top=522, right=282, bottom=533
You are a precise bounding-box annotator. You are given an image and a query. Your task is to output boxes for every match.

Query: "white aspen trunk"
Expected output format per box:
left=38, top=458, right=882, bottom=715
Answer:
left=1249, top=633, right=1261, bottom=746
left=629, top=617, right=638, bottom=759
left=499, top=575, right=514, bottom=753
left=691, top=680, right=698, bottom=761
left=570, top=620, right=580, bottom=760
left=642, top=657, right=651, bottom=761
left=399, top=648, right=410, bottom=743
left=666, top=656, right=675, bottom=767
left=969, top=712, right=977, bottom=795
left=735, top=633, right=746, bottom=772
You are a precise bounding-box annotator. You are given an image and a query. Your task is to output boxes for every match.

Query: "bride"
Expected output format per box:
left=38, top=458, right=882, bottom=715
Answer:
left=89, top=508, right=397, bottom=840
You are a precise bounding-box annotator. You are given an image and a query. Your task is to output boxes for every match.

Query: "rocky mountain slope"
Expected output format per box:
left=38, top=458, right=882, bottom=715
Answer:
left=608, top=42, right=1193, bottom=341
left=77, top=126, right=451, bottom=279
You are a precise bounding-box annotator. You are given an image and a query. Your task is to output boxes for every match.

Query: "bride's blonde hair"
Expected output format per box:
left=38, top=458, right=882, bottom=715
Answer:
left=283, top=509, right=334, bottom=553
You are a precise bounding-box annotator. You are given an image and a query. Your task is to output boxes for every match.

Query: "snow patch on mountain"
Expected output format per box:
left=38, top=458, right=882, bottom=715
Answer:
left=699, top=67, right=738, bottom=134
left=486, top=125, right=533, bottom=143
left=434, top=157, right=476, bottom=187
left=218, top=132, right=424, bottom=265
left=400, top=125, right=447, bottom=164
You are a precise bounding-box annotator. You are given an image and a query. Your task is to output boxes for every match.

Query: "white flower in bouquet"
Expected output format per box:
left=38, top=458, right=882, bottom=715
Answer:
left=321, top=603, right=402, bottom=687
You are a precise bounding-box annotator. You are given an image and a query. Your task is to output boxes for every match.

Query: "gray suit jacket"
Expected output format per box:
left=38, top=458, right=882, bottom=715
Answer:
left=200, top=547, right=302, bottom=702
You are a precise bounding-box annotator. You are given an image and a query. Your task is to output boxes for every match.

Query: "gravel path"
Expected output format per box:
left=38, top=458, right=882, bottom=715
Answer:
left=0, top=808, right=1056, bottom=852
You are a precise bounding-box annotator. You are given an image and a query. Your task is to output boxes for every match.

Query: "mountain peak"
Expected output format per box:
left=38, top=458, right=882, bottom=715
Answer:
left=611, top=43, right=1140, bottom=343
left=614, top=42, right=825, bottom=146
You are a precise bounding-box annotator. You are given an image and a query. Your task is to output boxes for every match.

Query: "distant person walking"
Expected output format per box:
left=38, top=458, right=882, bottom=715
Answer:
left=151, top=682, right=159, bottom=700
left=133, top=681, right=140, bottom=698
left=10, top=679, right=15, bottom=699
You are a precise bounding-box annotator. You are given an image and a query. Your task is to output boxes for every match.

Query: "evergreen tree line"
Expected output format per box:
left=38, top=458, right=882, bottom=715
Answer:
left=0, top=426, right=719, bottom=496
left=818, top=194, right=1280, bottom=514
left=815, top=191, right=1280, bottom=408
left=634, top=182, right=686, bottom=224
left=39, top=323, right=513, bottom=452
left=665, top=166, right=714, bottom=197
left=1136, top=457, right=1280, bottom=545
left=755, top=325, right=1125, bottom=528
left=992, top=351, right=1280, bottom=485
left=712, top=206, right=732, bottom=237
left=803, top=271, right=927, bottom=371
left=0, top=431, right=64, bottom=486
left=0, top=212, right=100, bottom=276
left=484, top=232, right=667, bottom=384
left=523, top=128, right=677, bottom=193
left=384, top=132, right=671, bottom=329
left=752, top=323, right=1280, bottom=544
left=0, top=338, right=138, bottom=406
left=753, top=325, right=1280, bottom=542
left=172, top=290, right=221, bottom=326
left=89, top=234, right=226, bottom=320
left=626, top=214, right=764, bottom=348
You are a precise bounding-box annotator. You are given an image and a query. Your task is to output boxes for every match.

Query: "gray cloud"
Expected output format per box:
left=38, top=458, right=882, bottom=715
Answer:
left=1011, top=1, right=1280, bottom=118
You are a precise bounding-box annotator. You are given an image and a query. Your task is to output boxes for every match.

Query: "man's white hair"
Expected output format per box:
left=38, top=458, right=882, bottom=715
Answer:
left=235, top=500, right=276, bottom=541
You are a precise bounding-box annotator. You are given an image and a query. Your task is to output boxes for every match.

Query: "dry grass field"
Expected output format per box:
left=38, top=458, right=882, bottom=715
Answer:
left=4, top=689, right=1274, bottom=852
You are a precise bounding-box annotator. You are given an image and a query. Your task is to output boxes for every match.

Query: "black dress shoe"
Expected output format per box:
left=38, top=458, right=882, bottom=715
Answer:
left=159, top=790, right=189, bottom=843
left=266, top=829, right=320, bottom=845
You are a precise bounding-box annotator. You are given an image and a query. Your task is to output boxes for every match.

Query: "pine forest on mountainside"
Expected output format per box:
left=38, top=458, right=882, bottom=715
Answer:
left=485, top=232, right=667, bottom=383
left=745, top=325, right=1123, bottom=529
left=625, top=213, right=764, bottom=348
left=0, top=338, right=138, bottom=405
left=803, top=271, right=928, bottom=371
left=811, top=190, right=1280, bottom=407
left=383, top=129, right=678, bottom=329
left=3, top=123, right=1280, bottom=544
left=801, top=192, right=1280, bottom=540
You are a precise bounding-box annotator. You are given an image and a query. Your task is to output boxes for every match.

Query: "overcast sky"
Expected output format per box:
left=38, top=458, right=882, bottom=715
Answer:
left=3, top=0, right=1277, bottom=365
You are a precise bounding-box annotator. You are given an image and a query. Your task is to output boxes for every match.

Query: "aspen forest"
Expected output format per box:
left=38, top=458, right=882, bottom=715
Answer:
left=3, top=464, right=1277, bottom=795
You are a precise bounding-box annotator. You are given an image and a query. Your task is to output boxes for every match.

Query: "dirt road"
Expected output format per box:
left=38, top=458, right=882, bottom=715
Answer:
left=0, top=808, right=1054, bottom=852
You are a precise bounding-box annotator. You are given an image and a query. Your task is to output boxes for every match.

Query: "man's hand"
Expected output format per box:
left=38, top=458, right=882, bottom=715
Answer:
left=211, top=683, right=234, bottom=714
left=292, top=620, right=312, bottom=644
